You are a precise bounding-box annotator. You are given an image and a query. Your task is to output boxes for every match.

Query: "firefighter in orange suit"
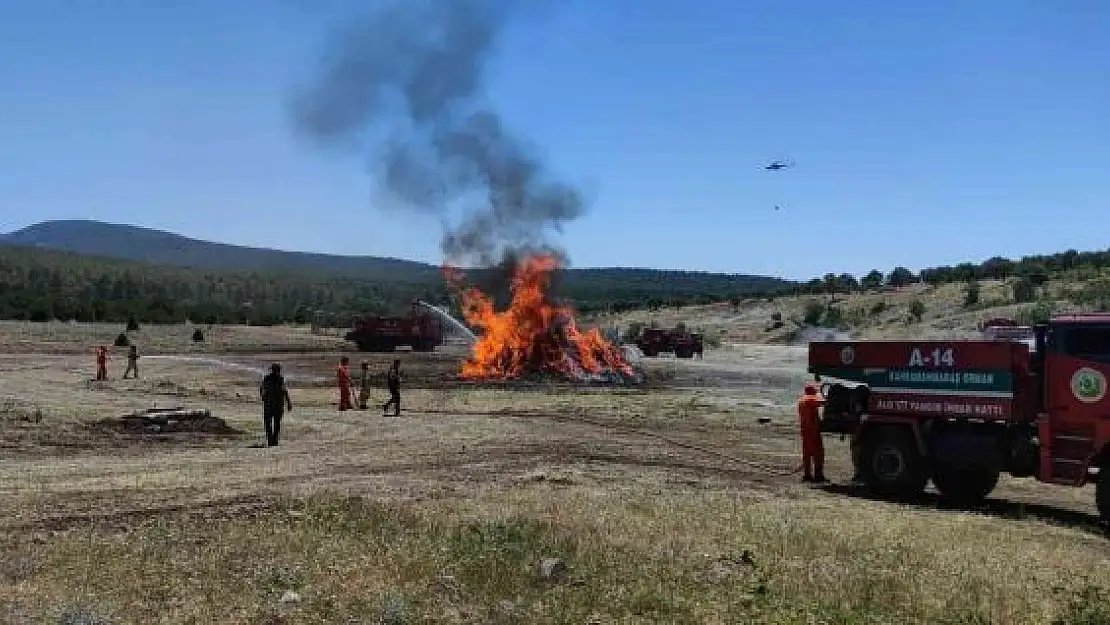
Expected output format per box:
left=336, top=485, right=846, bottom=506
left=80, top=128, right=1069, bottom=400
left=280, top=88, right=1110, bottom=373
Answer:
left=797, top=383, right=826, bottom=483
left=95, top=346, right=109, bottom=381
left=336, top=357, right=354, bottom=411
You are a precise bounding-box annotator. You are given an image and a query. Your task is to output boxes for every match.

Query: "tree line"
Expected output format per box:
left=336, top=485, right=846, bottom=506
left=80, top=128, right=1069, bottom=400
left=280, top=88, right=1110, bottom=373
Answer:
left=2, top=243, right=1106, bottom=324
left=793, top=249, right=1106, bottom=295
left=0, top=245, right=784, bottom=324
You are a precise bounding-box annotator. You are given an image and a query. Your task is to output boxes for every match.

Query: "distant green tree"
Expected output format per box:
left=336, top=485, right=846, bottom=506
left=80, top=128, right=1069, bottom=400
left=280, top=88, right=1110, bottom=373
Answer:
left=861, top=270, right=884, bottom=290
left=837, top=273, right=859, bottom=293
left=887, top=266, right=916, bottom=287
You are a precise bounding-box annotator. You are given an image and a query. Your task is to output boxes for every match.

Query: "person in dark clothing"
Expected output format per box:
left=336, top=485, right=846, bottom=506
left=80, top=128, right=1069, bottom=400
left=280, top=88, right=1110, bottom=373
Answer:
left=382, top=359, right=402, bottom=416
left=123, top=345, right=140, bottom=379
left=259, top=363, right=293, bottom=446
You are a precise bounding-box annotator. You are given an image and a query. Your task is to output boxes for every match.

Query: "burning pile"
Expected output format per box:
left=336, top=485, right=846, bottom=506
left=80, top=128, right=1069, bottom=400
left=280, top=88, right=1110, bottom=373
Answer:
left=446, top=255, right=639, bottom=383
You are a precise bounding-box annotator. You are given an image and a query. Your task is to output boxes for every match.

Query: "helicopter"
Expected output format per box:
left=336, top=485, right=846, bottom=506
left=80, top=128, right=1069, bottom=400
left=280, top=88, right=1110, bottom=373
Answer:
left=764, top=158, right=795, bottom=171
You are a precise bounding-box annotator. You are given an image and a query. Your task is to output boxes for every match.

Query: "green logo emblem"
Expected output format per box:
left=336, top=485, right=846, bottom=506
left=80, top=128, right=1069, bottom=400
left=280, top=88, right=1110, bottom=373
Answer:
left=1071, top=367, right=1107, bottom=404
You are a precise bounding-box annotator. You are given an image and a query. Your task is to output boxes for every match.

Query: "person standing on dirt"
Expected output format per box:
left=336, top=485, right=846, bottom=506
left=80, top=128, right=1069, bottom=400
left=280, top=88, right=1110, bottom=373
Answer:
left=336, top=356, right=354, bottom=411
left=122, top=345, right=140, bottom=379
left=358, top=361, right=373, bottom=410
left=797, top=383, right=826, bottom=483
left=382, top=359, right=402, bottom=416
left=259, top=363, right=293, bottom=446
left=95, top=346, right=108, bottom=381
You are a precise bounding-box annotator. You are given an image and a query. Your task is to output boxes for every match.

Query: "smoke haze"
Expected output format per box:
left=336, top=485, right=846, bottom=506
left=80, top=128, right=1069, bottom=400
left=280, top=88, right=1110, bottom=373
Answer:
left=291, top=0, right=585, bottom=268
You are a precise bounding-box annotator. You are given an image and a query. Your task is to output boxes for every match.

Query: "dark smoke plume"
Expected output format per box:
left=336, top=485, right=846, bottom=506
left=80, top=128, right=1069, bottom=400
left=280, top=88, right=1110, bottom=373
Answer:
left=291, top=0, right=585, bottom=267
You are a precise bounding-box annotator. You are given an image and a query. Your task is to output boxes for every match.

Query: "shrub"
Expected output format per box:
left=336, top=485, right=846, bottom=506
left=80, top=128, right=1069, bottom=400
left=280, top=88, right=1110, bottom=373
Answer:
left=1013, top=277, right=1037, bottom=304
left=1014, top=302, right=1055, bottom=326
left=803, top=301, right=824, bottom=325
left=964, top=281, right=981, bottom=308
left=909, top=300, right=926, bottom=322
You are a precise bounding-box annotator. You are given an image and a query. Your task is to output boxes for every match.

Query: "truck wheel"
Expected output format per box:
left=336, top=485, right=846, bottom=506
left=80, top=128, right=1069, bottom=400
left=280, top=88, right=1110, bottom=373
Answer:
left=929, top=431, right=1002, bottom=505
left=860, top=426, right=928, bottom=498
left=933, top=465, right=1000, bottom=504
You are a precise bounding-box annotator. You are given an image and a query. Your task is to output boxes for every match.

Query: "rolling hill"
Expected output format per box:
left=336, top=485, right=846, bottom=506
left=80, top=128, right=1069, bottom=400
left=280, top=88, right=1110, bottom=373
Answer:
left=0, top=220, right=796, bottom=298
left=3, top=220, right=441, bottom=282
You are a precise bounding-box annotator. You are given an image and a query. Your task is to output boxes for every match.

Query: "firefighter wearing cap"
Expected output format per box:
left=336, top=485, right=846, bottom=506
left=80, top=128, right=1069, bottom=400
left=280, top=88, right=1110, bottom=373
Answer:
left=797, top=383, right=826, bottom=482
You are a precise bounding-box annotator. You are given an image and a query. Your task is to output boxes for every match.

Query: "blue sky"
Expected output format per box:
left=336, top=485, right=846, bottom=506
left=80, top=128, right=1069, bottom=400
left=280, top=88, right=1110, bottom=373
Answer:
left=1, top=1, right=1107, bottom=280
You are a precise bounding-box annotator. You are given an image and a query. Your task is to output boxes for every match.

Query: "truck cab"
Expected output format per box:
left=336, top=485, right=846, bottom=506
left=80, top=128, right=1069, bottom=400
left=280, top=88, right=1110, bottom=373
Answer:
left=1038, top=315, right=1110, bottom=486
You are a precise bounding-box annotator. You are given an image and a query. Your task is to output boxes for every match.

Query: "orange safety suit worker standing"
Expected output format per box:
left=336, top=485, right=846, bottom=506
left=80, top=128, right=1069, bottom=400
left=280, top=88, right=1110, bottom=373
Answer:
left=797, top=383, right=826, bottom=483
left=95, top=346, right=109, bottom=381
left=336, top=357, right=354, bottom=411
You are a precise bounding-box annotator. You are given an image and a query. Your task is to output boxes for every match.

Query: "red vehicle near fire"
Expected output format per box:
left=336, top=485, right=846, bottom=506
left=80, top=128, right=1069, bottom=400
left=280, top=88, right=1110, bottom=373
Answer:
left=635, top=326, right=703, bottom=359
left=808, top=313, right=1110, bottom=522
left=344, top=310, right=444, bottom=352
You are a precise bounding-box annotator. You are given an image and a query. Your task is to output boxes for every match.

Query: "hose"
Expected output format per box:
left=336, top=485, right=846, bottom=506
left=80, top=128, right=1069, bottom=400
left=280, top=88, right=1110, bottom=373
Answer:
left=481, top=408, right=804, bottom=477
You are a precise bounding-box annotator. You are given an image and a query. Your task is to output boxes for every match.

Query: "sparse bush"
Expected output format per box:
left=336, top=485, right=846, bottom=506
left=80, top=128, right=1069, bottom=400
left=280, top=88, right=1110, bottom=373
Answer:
left=909, top=300, right=926, bottom=322
left=803, top=301, right=824, bottom=325
left=870, top=301, right=889, bottom=316
left=964, top=281, right=981, bottom=308
left=1064, top=279, right=1110, bottom=310
left=771, top=312, right=783, bottom=322
left=1014, top=302, right=1055, bottom=326
left=126, top=316, right=140, bottom=332
left=823, top=305, right=844, bottom=328
left=191, top=328, right=205, bottom=342
left=1013, top=277, right=1037, bottom=304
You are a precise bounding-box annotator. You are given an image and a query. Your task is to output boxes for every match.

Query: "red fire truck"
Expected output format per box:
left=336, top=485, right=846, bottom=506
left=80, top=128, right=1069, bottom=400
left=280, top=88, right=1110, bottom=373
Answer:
left=808, top=313, right=1110, bottom=522
left=344, top=310, right=444, bottom=352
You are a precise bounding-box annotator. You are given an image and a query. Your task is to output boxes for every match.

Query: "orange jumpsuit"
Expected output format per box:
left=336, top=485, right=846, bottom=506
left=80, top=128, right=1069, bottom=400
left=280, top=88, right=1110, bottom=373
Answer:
left=95, top=347, right=108, bottom=381
left=797, top=386, right=826, bottom=482
left=336, top=362, right=354, bottom=411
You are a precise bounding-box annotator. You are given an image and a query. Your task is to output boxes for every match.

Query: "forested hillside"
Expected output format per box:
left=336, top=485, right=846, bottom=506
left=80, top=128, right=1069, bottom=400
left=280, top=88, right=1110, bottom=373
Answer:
left=0, top=243, right=791, bottom=323
left=0, top=221, right=793, bottom=322
left=5, top=220, right=1110, bottom=325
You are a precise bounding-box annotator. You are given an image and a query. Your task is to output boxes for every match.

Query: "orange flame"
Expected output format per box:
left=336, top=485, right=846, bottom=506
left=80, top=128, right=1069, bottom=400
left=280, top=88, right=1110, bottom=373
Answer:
left=444, top=254, right=634, bottom=381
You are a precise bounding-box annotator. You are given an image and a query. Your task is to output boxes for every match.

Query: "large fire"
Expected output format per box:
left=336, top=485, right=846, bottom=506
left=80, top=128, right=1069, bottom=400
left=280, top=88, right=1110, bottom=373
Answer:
left=444, top=255, right=638, bottom=382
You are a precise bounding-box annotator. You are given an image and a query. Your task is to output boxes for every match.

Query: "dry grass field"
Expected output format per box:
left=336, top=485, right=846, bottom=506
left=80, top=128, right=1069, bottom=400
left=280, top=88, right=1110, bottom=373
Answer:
left=591, top=276, right=1092, bottom=345
left=1, top=321, right=1110, bottom=623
